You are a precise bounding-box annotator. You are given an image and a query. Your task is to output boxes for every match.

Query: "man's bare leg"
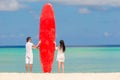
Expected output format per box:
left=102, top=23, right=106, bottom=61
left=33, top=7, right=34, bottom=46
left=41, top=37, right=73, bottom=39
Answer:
left=30, top=64, right=32, bottom=73
left=26, top=64, right=28, bottom=73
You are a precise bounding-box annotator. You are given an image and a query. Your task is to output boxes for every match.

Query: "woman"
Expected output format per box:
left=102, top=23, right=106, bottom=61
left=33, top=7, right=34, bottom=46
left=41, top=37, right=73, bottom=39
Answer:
left=55, top=40, right=66, bottom=73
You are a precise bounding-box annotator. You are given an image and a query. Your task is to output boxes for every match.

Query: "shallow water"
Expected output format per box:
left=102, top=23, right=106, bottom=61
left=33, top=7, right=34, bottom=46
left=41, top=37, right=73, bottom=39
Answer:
left=0, top=47, right=120, bottom=73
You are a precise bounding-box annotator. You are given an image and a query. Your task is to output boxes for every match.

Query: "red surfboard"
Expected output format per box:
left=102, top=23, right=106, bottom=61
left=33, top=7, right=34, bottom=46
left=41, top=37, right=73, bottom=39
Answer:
left=39, top=3, right=56, bottom=73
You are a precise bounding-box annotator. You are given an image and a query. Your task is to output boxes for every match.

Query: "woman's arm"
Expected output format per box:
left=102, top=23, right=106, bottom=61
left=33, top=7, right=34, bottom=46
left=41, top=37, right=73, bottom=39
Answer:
left=54, top=41, right=58, bottom=50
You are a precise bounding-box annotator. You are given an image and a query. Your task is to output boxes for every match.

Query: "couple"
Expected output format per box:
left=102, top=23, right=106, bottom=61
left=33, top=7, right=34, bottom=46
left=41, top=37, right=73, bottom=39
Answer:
left=25, top=37, right=66, bottom=73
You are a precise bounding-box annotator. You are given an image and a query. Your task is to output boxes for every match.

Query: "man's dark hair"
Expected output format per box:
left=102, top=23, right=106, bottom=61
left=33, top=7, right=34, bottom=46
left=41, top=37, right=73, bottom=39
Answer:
left=26, top=37, right=31, bottom=42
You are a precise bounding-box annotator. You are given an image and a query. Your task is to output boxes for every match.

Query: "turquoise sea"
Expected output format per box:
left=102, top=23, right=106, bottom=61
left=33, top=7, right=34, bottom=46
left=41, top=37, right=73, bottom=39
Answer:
left=0, top=47, right=120, bottom=73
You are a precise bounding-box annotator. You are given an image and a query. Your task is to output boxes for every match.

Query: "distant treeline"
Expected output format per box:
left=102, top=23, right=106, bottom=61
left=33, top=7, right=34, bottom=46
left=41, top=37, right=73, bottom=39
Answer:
left=0, top=45, right=120, bottom=48
left=67, top=45, right=120, bottom=47
left=0, top=45, right=25, bottom=48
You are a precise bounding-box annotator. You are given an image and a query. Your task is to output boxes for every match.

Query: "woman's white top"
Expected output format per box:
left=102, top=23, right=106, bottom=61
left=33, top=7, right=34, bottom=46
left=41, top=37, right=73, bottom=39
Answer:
left=56, top=46, right=65, bottom=62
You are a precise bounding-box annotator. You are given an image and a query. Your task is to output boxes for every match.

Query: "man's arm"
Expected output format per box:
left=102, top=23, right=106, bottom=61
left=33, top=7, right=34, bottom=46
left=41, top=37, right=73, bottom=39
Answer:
left=36, top=41, right=41, bottom=48
left=32, top=44, right=37, bottom=49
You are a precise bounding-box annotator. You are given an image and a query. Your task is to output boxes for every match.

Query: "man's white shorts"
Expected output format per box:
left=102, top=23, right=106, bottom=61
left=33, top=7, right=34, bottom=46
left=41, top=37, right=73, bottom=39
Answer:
left=25, top=55, right=33, bottom=64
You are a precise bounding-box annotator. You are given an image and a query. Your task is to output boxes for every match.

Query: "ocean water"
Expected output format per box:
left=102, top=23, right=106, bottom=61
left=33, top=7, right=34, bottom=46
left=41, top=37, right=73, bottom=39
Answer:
left=0, top=47, right=120, bottom=73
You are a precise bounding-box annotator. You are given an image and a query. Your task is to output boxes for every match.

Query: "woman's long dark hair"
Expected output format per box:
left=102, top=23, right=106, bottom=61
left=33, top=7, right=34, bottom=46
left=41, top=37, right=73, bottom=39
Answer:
left=59, top=40, right=65, bottom=52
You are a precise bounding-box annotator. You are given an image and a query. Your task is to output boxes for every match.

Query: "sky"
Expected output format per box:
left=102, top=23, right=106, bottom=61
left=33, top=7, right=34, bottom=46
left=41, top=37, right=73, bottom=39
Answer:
left=0, top=0, right=120, bottom=46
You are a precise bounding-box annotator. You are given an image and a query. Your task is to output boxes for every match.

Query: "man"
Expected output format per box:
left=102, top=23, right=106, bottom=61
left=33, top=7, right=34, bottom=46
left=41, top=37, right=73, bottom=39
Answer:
left=25, top=37, right=36, bottom=73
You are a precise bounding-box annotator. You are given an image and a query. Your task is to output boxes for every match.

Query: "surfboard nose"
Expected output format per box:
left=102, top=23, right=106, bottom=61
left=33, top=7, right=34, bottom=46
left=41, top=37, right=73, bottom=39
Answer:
left=41, top=3, right=54, bottom=18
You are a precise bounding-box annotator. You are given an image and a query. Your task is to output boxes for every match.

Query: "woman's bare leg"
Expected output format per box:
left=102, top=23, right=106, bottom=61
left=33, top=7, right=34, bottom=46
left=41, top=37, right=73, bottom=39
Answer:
left=58, top=61, right=61, bottom=73
left=62, top=62, right=64, bottom=73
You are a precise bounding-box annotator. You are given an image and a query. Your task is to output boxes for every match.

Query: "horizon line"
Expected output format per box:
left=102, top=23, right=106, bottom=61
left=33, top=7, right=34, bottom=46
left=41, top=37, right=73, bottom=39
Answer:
left=0, top=44, right=120, bottom=48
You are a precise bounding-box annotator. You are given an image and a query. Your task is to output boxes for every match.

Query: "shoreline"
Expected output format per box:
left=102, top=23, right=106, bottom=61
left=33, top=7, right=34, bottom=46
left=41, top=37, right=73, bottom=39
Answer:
left=0, top=73, right=120, bottom=80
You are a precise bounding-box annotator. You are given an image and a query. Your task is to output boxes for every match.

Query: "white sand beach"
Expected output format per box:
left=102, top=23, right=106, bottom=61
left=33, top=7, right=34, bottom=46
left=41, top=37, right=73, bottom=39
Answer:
left=0, top=73, right=120, bottom=80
